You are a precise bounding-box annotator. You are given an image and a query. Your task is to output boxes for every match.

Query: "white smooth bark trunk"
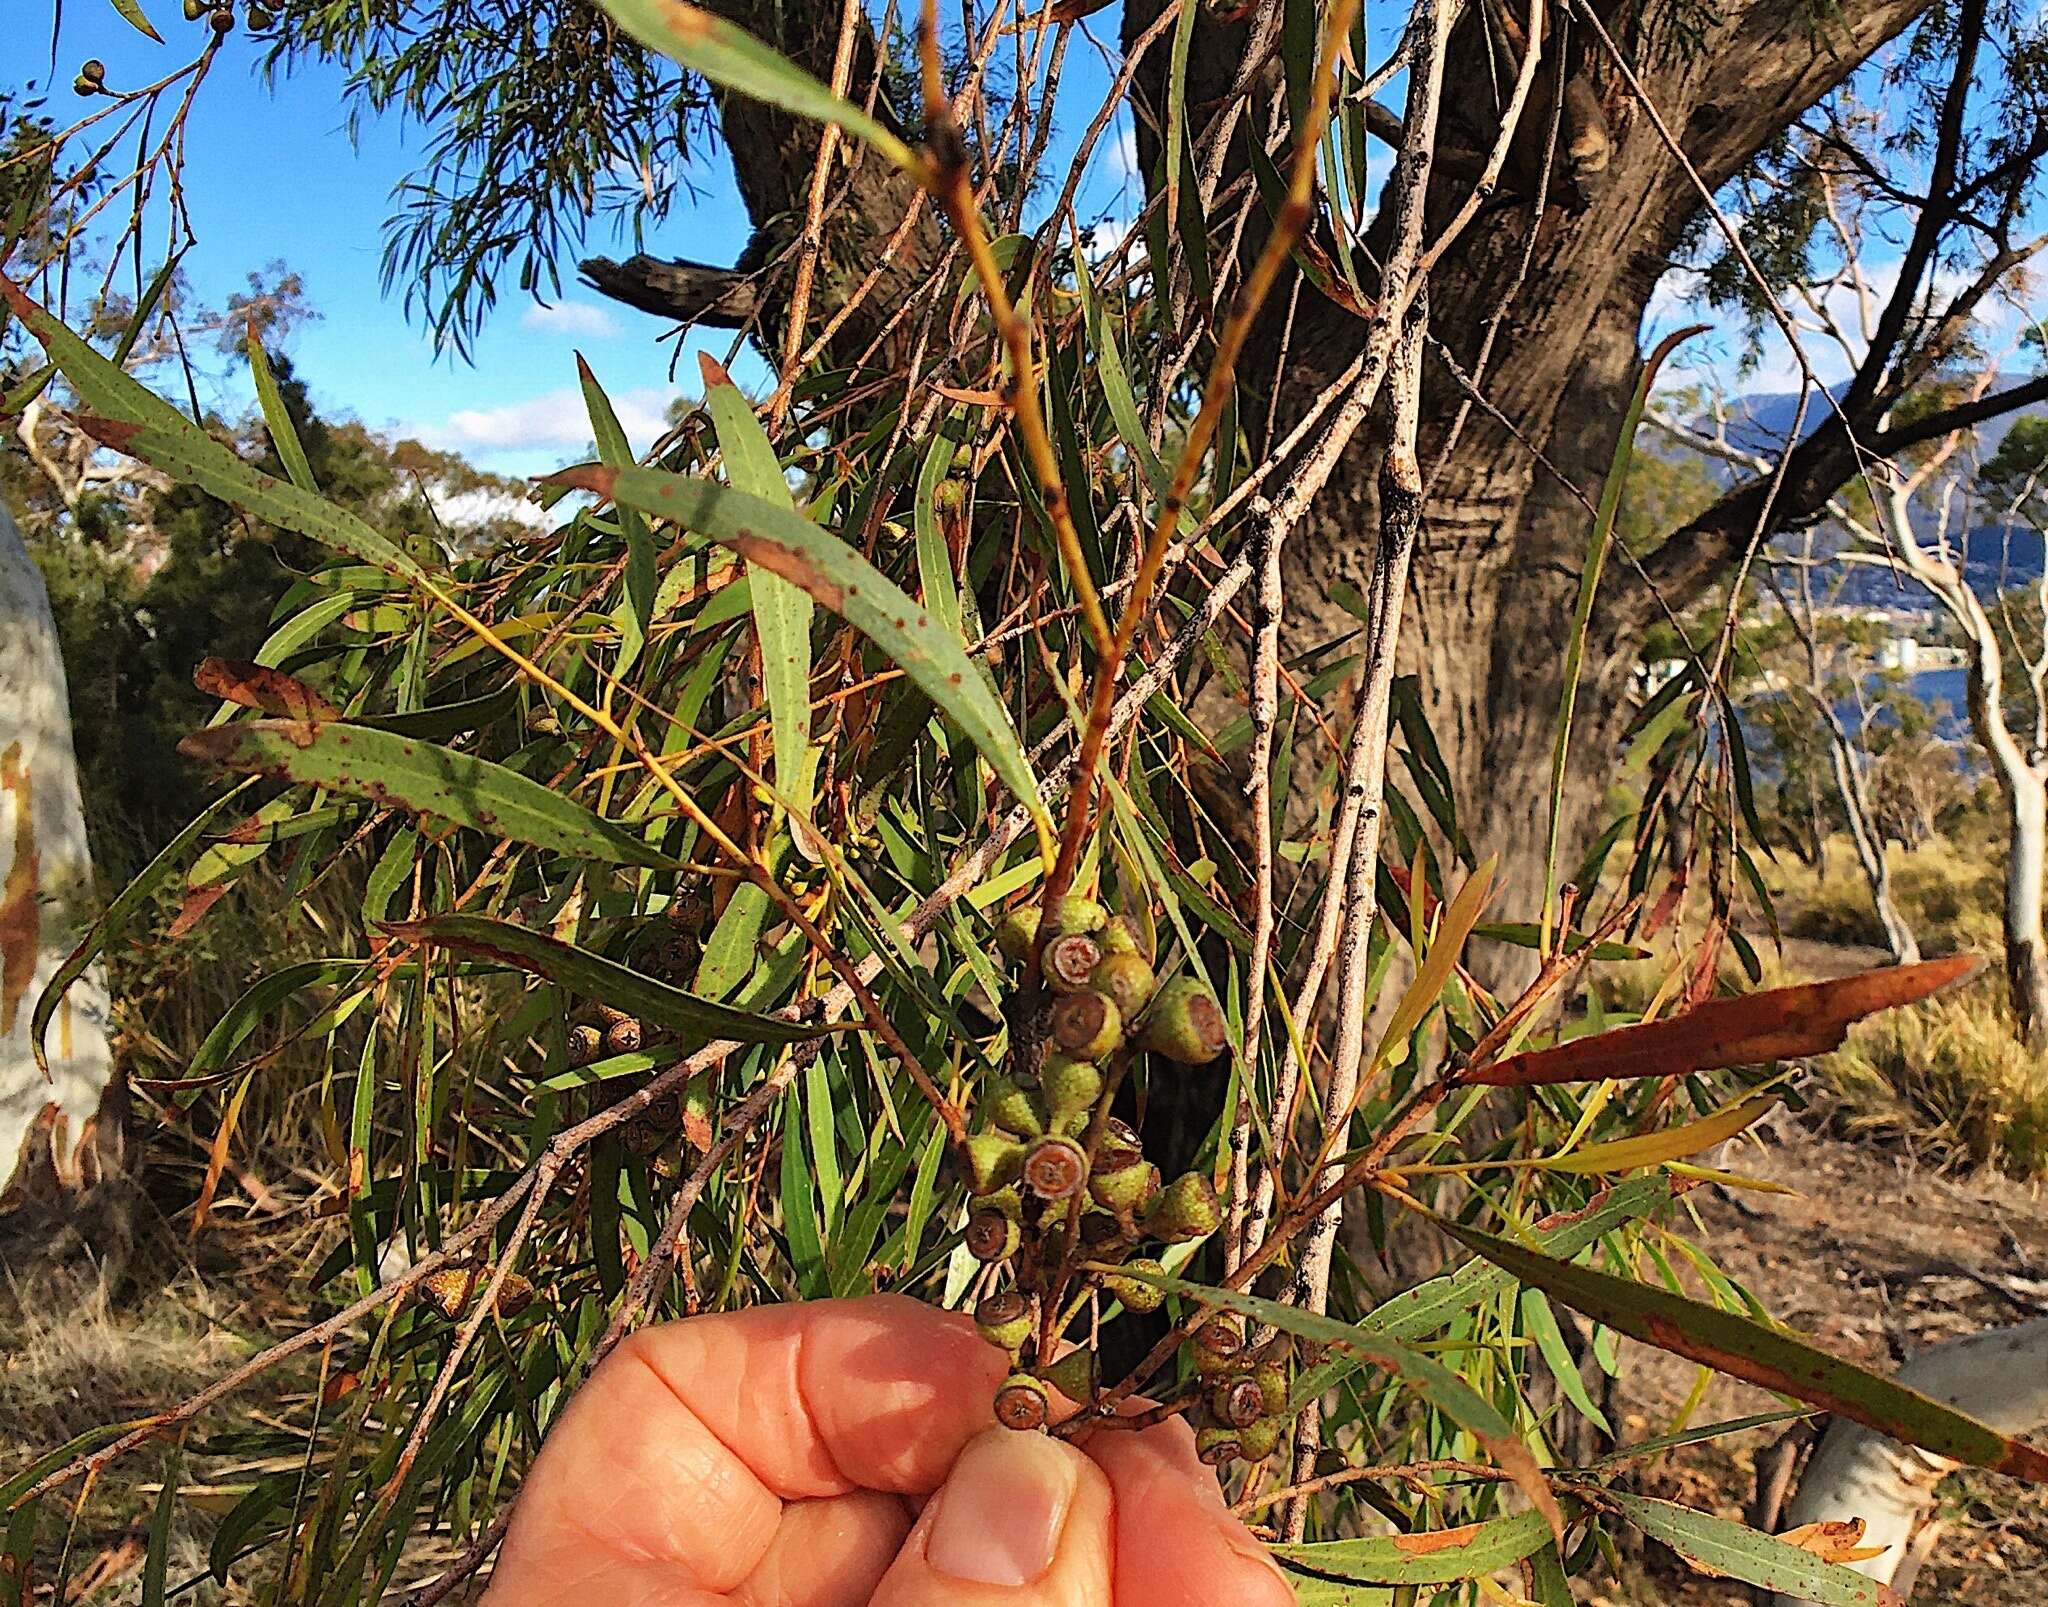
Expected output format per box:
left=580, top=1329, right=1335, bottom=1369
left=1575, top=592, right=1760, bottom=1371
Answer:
left=1774, top=1318, right=2048, bottom=1604
left=0, top=506, right=116, bottom=1200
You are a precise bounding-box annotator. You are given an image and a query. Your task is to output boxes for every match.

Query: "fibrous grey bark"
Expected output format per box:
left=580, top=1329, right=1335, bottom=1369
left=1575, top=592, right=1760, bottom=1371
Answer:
left=0, top=504, right=116, bottom=1203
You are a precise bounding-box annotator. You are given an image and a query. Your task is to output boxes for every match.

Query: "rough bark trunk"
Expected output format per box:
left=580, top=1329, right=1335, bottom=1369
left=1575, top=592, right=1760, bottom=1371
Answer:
left=0, top=507, right=118, bottom=1211
left=1772, top=1318, right=2048, bottom=1604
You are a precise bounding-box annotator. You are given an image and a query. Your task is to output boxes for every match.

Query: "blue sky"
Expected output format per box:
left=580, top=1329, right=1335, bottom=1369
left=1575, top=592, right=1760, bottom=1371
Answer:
left=12, top=5, right=1154, bottom=477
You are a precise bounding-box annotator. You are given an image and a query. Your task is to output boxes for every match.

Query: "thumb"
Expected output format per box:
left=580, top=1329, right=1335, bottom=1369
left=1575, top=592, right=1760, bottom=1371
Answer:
left=870, top=1428, right=1114, bottom=1606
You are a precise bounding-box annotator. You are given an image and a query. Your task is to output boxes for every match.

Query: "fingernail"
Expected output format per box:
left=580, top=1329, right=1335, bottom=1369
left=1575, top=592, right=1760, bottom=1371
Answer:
left=926, top=1429, right=1077, bottom=1586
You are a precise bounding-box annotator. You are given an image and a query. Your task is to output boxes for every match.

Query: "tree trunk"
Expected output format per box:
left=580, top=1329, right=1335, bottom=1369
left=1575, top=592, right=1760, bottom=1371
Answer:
left=0, top=507, right=119, bottom=1214
left=1772, top=1318, right=2048, bottom=1604
left=1825, top=711, right=1921, bottom=964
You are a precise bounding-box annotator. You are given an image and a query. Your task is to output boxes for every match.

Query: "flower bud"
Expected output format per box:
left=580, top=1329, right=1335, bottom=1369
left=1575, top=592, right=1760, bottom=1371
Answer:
left=1237, top=1415, right=1285, bottom=1461
left=1144, top=1171, right=1221, bottom=1243
left=1213, top=1375, right=1266, bottom=1429
left=1042, top=931, right=1103, bottom=993
left=994, top=905, right=1040, bottom=965
left=1191, top=1316, right=1245, bottom=1377
left=964, top=1130, right=1026, bottom=1195
left=1022, top=1135, right=1089, bottom=1201
left=1091, top=951, right=1156, bottom=1018
left=1100, top=1257, right=1167, bottom=1312
left=1138, top=977, right=1229, bottom=1064
left=994, top=1373, right=1050, bottom=1431
left=981, top=1074, right=1047, bottom=1139
left=1195, top=1425, right=1243, bottom=1466
left=975, top=1290, right=1033, bottom=1355
left=1041, top=1054, right=1102, bottom=1122
left=1049, top=989, right=1122, bottom=1060
left=965, top=1206, right=1021, bottom=1262
left=1041, top=1347, right=1098, bottom=1405
left=566, top=1023, right=603, bottom=1066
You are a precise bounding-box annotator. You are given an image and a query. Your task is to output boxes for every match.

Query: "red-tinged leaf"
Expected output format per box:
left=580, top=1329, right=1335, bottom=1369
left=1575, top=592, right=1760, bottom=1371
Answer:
left=1467, top=956, right=1982, bottom=1086
left=1433, top=1215, right=2048, bottom=1484
left=167, top=882, right=230, bottom=941
left=194, top=657, right=340, bottom=722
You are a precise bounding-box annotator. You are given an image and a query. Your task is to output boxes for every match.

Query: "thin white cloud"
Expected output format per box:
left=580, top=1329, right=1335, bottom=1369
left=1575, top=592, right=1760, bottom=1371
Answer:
left=412, top=384, right=673, bottom=455
left=520, top=300, right=621, bottom=339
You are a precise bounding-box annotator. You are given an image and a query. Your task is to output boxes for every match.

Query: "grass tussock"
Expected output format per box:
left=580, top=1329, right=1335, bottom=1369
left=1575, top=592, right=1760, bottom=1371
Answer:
left=1769, top=830, right=2004, bottom=956
left=1821, top=990, right=2048, bottom=1180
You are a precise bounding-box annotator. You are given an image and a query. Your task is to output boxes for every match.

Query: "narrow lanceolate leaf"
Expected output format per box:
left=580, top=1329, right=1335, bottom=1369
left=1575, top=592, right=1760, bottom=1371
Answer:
left=1112, top=1268, right=1564, bottom=1544
left=109, top=0, right=164, bottom=42
left=553, top=463, right=1055, bottom=857
left=1529, top=1090, right=1780, bottom=1175
left=1608, top=1495, right=1902, bottom=1606
left=1542, top=323, right=1707, bottom=932
left=597, top=0, right=920, bottom=174
left=1467, top=956, right=1982, bottom=1086
left=387, top=915, right=823, bottom=1046
left=578, top=355, right=655, bottom=671
left=700, top=354, right=815, bottom=826
left=1275, top=1509, right=1554, bottom=1586
left=178, top=720, right=674, bottom=869
left=30, top=782, right=252, bottom=1076
left=247, top=331, right=317, bottom=491
left=1435, top=1216, right=2048, bottom=1482
left=0, top=276, right=426, bottom=583
left=1371, top=855, right=1495, bottom=1069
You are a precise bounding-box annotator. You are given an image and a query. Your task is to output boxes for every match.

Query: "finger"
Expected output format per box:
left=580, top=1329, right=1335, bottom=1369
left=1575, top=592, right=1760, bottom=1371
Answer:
left=1080, top=1418, right=1295, bottom=1607
left=868, top=1428, right=1114, bottom=1606
left=487, top=1296, right=1009, bottom=1602
left=730, top=1489, right=914, bottom=1607
left=485, top=1331, right=782, bottom=1601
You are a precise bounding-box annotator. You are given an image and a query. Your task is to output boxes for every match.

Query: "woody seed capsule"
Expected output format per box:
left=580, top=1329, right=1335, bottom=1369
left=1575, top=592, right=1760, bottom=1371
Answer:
left=1049, top=989, right=1122, bottom=1060
left=566, top=1024, right=603, bottom=1066
left=604, top=1017, right=643, bottom=1055
left=1192, top=1316, right=1245, bottom=1377
left=975, top=1291, right=1033, bottom=1354
left=966, top=1207, right=1021, bottom=1262
left=994, top=1373, right=1050, bottom=1431
left=1022, top=1135, right=1089, bottom=1201
left=1214, top=1375, right=1267, bottom=1429
left=1042, top=931, right=1103, bottom=993
left=1237, top=1415, right=1285, bottom=1461
left=1100, top=1256, right=1167, bottom=1312
left=1195, top=1425, right=1243, bottom=1466
left=1137, top=976, right=1230, bottom=1064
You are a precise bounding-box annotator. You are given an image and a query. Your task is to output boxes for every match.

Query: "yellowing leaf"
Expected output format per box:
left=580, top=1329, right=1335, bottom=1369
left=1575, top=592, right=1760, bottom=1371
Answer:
left=1780, top=1519, right=1888, bottom=1565
left=1533, top=1091, right=1781, bottom=1175
left=1371, top=856, right=1497, bottom=1071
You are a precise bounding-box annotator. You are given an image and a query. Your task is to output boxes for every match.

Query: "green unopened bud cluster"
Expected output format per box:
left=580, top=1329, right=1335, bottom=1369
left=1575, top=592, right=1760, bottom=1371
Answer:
left=969, top=891, right=1239, bottom=1434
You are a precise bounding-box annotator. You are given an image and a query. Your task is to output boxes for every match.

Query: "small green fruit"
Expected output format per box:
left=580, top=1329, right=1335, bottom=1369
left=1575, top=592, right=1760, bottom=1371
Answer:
left=995, top=905, right=1041, bottom=965
left=975, top=1291, right=1033, bottom=1355
left=1195, top=1425, right=1243, bottom=1466
left=933, top=477, right=968, bottom=517
left=1100, top=1257, right=1167, bottom=1312
left=1213, top=1375, right=1266, bottom=1429
left=1042, top=931, right=1103, bottom=993
left=1144, top=1171, right=1221, bottom=1243
left=1254, top=1360, right=1291, bottom=1416
left=1089, top=1155, right=1160, bottom=1219
left=982, top=1074, right=1047, bottom=1138
left=1091, top=950, right=1156, bottom=1018
left=1191, top=1316, right=1245, bottom=1377
left=1237, top=1415, right=1285, bottom=1461
left=964, top=1130, right=1026, bottom=1195
left=1098, top=914, right=1145, bottom=957
left=1041, top=1347, right=1098, bottom=1405
left=994, top=1373, right=1050, bottom=1431
left=1138, top=977, right=1230, bottom=1064
left=1047, top=896, right=1108, bottom=936
left=965, top=1206, right=1021, bottom=1262
left=1022, top=1135, right=1089, bottom=1201
left=1049, top=990, right=1122, bottom=1060
left=1041, top=1054, right=1102, bottom=1121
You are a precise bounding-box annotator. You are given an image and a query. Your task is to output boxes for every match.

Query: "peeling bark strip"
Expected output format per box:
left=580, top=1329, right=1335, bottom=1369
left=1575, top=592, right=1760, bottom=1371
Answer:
left=1465, top=955, right=1981, bottom=1085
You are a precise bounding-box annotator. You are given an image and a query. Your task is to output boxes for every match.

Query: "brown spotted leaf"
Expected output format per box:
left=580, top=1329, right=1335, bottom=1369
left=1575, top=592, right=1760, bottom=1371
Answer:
left=1467, top=956, right=1981, bottom=1086
left=1434, top=1215, right=2048, bottom=1484
left=194, top=658, right=340, bottom=722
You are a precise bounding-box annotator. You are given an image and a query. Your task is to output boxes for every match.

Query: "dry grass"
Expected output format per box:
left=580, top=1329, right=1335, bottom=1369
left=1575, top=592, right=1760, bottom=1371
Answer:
left=1820, top=990, right=2048, bottom=1180
left=1768, top=828, right=2005, bottom=956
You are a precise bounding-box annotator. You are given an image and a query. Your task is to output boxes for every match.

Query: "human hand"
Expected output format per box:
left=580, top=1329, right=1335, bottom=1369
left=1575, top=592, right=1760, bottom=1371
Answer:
left=483, top=1294, right=1296, bottom=1605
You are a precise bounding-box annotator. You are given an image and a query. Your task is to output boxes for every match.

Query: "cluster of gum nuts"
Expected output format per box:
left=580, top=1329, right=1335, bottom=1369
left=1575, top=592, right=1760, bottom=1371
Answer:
left=965, top=895, right=1297, bottom=1466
